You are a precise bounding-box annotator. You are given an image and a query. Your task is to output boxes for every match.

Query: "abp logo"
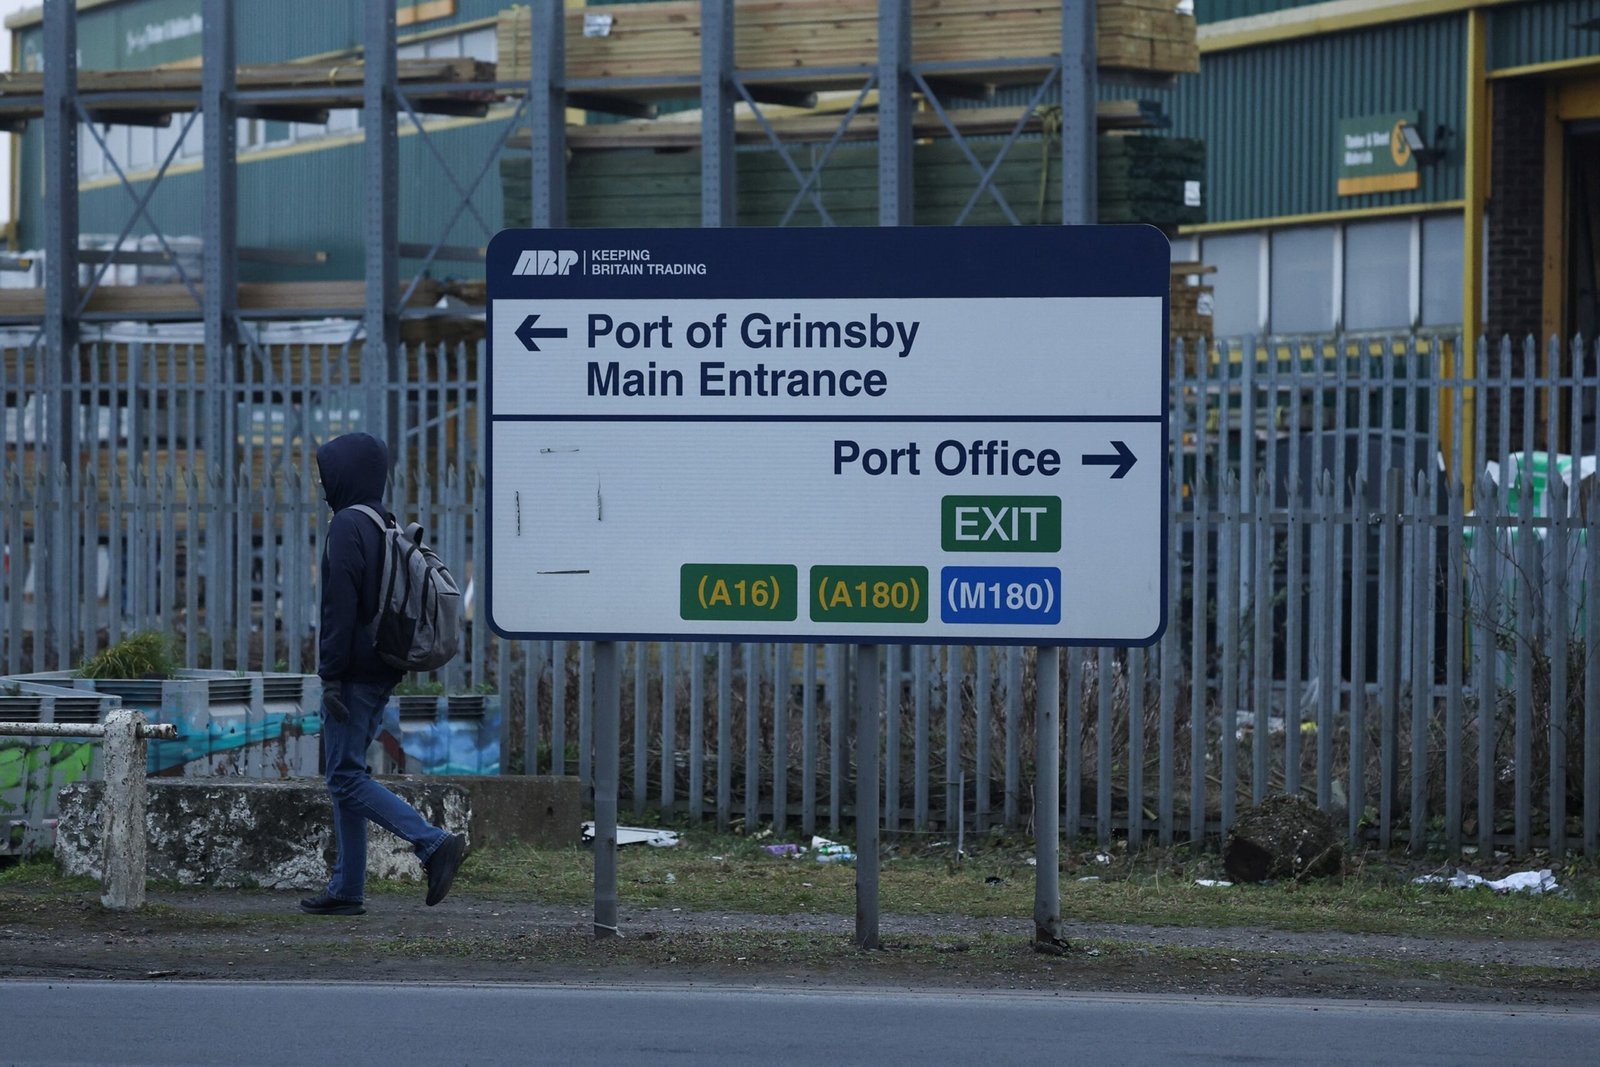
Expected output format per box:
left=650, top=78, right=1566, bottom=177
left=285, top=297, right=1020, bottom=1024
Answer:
left=512, top=249, right=578, bottom=276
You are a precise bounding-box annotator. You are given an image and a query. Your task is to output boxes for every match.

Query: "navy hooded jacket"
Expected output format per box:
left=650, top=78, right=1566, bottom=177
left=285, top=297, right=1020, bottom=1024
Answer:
left=316, top=432, right=403, bottom=686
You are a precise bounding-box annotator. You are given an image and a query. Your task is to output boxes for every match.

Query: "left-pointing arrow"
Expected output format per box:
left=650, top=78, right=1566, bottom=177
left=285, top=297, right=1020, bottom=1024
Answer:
left=515, top=314, right=568, bottom=352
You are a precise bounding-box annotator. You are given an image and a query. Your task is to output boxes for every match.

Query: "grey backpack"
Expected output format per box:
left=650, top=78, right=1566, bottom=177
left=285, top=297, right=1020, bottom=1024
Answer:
left=350, top=504, right=462, bottom=672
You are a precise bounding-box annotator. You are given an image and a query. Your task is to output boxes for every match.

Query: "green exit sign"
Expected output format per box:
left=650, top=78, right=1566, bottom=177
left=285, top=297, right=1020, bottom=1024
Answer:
left=942, top=496, right=1062, bottom=552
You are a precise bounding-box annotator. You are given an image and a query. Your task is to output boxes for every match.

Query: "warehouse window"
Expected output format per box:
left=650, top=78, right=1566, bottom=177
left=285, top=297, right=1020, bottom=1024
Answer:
left=154, top=119, right=187, bottom=165
left=461, top=27, right=496, bottom=62
left=261, top=120, right=293, bottom=148
left=97, top=126, right=129, bottom=178
left=127, top=126, right=155, bottom=170
left=1343, top=219, right=1413, bottom=331
left=1195, top=212, right=1467, bottom=340
left=1200, top=232, right=1264, bottom=338
left=78, top=123, right=102, bottom=179
left=1269, top=226, right=1336, bottom=334
left=1420, top=214, right=1465, bottom=327
left=179, top=117, right=204, bottom=160
left=398, top=26, right=496, bottom=63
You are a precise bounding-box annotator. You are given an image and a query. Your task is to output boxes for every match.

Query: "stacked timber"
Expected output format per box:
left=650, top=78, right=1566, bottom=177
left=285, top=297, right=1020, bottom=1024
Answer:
left=497, top=0, right=1198, bottom=90
left=1099, top=0, right=1200, bottom=75
left=0, top=59, right=497, bottom=128
left=0, top=280, right=444, bottom=319
left=1097, top=133, right=1204, bottom=227
left=510, top=99, right=1166, bottom=151
left=1170, top=262, right=1214, bottom=359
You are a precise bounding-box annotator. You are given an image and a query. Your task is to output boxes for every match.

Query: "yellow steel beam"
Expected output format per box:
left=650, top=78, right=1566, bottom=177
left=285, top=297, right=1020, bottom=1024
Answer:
left=1556, top=77, right=1600, bottom=121
left=1200, top=0, right=1524, bottom=55
left=1178, top=200, right=1463, bottom=236
left=1491, top=56, right=1600, bottom=82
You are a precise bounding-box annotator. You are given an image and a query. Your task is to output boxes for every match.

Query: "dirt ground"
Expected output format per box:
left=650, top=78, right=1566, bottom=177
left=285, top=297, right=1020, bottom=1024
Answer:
left=3, top=880, right=1598, bottom=1006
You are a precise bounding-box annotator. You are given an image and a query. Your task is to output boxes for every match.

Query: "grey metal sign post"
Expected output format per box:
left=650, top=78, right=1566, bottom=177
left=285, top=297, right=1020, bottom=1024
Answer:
left=855, top=644, right=882, bottom=949
left=592, top=640, right=619, bottom=938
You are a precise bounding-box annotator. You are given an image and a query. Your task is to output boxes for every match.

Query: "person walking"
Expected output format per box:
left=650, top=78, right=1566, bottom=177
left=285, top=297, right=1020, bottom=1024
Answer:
left=300, top=431, right=466, bottom=916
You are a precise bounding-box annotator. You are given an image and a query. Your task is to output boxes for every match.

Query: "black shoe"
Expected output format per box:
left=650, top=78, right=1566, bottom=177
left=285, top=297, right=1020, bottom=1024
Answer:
left=423, top=833, right=468, bottom=907
left=299, top=891, right=365, bottom=916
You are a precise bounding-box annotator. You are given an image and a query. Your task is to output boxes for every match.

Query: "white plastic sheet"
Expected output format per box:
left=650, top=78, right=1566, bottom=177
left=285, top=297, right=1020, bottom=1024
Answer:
left=1413, top=868, right=1559, bottom=894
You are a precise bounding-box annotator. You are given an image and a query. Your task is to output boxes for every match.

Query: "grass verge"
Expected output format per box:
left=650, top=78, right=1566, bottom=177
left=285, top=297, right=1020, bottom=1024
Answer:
left=8, top=827, right=1599, bottom=942
left=449, top=828, right=1600, bottom=940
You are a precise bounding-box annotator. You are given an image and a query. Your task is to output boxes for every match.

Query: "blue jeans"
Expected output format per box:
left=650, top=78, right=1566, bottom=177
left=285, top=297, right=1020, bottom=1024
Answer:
left=323, top=679, right=449, bottom=901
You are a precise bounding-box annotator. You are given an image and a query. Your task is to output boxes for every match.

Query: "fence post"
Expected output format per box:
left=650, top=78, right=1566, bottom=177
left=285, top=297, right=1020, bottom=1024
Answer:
left=100, top=709, right=150, bottom=910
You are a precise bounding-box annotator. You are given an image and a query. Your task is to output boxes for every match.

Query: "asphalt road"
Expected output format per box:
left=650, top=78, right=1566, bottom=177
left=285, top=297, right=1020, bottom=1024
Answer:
left=6, top=980, right=1598, bottom=1066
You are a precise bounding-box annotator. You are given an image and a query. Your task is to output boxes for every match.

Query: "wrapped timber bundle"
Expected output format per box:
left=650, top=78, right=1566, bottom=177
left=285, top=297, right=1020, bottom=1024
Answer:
left=1096, top=133, right=1205, bottom=228
left=497, top=0, right=1199, bottom=90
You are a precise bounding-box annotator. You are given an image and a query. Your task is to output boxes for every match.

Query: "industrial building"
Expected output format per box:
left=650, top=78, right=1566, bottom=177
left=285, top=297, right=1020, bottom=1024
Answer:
left=6, top=0, right=1598, bottom=357
left=1157, top=0, right=1598, bottom=351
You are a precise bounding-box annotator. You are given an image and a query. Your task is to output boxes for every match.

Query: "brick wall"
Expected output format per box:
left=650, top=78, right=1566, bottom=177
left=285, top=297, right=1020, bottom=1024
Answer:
left=1486, top=79, right=1546, bottom=345
left=1482, top=79, right=1550, bottom=451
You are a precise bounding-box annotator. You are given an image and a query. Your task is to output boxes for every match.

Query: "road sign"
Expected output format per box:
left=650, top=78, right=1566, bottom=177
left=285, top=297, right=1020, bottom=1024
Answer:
left=485, top=226, right=1169, bottom=645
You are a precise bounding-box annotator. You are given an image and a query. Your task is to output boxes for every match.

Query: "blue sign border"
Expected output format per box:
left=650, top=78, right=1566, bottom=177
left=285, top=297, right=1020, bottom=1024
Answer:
left=485, top=225, right=1170, bottom=647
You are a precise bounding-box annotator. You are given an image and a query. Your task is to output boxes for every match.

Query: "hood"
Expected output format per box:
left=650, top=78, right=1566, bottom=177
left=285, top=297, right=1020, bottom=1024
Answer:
left=316, top=432, right=390, bottom=511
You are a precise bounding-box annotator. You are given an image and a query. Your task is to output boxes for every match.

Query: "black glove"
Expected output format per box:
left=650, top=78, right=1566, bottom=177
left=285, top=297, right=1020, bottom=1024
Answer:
left=322, top=688, right=348, bottom=723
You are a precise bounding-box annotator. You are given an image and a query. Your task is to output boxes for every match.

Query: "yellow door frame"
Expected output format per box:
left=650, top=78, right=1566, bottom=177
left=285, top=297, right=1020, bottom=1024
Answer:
left=1548, top=76, right=1600, bottom=342
left=1453, top=9, right=1489, bottom=502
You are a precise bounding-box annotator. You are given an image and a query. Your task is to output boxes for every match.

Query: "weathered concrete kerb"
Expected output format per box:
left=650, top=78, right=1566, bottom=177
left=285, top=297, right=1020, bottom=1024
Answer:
left=55, top=775, right=579, bottom=889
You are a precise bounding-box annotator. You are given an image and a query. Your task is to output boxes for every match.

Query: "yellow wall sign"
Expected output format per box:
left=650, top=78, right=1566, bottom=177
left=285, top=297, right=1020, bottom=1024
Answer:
left=1337, top=112, right=1421, bottom=196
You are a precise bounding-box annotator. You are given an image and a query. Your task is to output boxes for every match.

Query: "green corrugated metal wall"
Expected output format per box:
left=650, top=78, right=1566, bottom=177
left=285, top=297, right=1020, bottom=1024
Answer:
left=1489, top=0, right=1600, bottom=71
left=65, top=118, right=509, bottom=282
left=1148, top=15, right=1467, bottom=222
left=15, top=0, right=509, bottom=69
left=14, top=0, right=506, bottom=257
left=17, top=0, right=202, bottom=70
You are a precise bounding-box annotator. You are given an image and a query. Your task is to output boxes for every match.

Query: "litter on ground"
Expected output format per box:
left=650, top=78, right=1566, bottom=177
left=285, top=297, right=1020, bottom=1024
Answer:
left=810, top=835, right=856, bottom=864
left=580, top=823, right=681, bottom=848
left=1412, top=868, right=1559, bottom=894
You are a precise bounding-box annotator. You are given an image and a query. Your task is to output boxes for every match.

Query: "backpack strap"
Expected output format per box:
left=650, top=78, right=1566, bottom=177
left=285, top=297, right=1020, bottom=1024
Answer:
left=347, top=504, right=395, bottom=638
left=350, top=504, right=425, bottom=547
left=348, top=504, right=391, bottom=530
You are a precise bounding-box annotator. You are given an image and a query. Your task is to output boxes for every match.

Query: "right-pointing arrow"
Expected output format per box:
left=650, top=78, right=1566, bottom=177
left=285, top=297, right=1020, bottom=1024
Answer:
left=1082, top=440, right=1136, bottom=479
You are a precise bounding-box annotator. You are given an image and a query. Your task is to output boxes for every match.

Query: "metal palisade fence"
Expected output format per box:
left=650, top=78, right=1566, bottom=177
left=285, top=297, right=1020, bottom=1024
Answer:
left=2, top=332, right=1598, bottom=857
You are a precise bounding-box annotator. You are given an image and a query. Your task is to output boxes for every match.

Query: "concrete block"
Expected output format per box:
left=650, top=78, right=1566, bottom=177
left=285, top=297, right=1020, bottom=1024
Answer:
left=55, top=774, right=582, bottom=889
left=57, top=778, right=471, bottom=890
left=416, top=775, right=581, bottom=849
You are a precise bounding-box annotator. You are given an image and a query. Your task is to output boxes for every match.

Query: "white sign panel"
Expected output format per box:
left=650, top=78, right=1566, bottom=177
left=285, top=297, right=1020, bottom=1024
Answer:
left=486, top=227, right=1170, bottom=645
